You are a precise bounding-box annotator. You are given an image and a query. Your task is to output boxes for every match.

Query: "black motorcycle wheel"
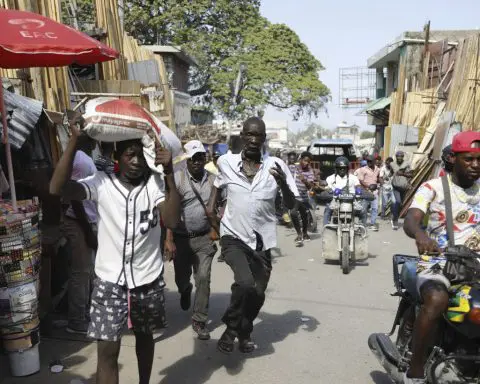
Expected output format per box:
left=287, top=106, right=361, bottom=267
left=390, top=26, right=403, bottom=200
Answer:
left=341, top=232, right=350, bottom=274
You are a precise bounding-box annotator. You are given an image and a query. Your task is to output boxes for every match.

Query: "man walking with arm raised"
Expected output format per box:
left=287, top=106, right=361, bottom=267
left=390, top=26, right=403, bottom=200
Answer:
left=207, top=117, right=299, bottom=354
left=49, top=116, right=180, bottom=384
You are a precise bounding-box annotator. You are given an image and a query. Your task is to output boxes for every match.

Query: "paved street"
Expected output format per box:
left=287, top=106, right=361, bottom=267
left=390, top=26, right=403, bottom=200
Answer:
left=1, top=216, right=417, bottom=384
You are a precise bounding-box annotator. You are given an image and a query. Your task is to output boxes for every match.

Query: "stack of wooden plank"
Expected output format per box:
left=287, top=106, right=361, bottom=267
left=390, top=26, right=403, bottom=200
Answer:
left=95, top=0, right=127, bottom=80
left=446, top=34, right=480, bottom=130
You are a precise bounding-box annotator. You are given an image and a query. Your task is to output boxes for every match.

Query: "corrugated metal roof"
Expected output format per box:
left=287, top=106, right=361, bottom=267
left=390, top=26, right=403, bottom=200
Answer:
left=0, top=89, right=43, bottom=150
left=358, top=97, right=391, bottom=115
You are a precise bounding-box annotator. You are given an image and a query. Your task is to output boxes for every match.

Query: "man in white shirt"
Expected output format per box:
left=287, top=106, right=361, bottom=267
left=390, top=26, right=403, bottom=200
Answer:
left=207, top=117, right=298, bottom=354
left=64, top=134, right=98, bottom=334
left=379, top=156, right=395, bottom=219
left=49, top=118, right=180, bottom=384
left=323, top=156, right=361, bottom=225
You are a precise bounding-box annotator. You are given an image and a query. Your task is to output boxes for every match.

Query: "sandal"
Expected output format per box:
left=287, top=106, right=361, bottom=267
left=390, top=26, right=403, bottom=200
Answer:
left=217, top=329, right=236, bottom=354
left=238, top=337, right=256, bottom=353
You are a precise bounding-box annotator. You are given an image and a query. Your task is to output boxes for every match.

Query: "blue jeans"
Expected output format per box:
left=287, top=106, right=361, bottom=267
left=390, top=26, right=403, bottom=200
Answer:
left=363, top=195, right=378, bottom=225
left=392, top=188, right=404, bottom=222
left=381, top=188, right=396, bottom=217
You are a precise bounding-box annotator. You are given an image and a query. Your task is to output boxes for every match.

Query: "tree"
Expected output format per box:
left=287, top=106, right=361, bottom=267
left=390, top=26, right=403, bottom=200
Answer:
left=360, top=131, right=375, bottom=140
left=212, top=22, right=330, bottom=119
left=294, top=123, right=332, bottom=143
left=64, top=0, right=331, bottom=120
left=61, top=0, right=95, bottom=31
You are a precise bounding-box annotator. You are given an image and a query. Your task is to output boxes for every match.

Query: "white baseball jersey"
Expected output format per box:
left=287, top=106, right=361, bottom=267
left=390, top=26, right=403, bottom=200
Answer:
left=79, top=172, right=165, bottom=288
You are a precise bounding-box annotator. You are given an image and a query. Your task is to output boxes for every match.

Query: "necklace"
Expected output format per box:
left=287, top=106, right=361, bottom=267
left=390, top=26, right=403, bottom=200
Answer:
left=449, top=175, right=480, bottom=205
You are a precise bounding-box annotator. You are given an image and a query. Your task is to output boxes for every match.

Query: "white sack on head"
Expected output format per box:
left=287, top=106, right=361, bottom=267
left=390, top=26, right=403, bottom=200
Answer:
left=142, top=114, right=186, bottom=174
left=83, top=97, right=160, bottom=142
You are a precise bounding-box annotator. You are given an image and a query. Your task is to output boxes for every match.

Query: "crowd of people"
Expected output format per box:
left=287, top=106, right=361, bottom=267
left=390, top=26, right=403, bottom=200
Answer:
left=47, top=108, right=480, bottom=384
left=49, top=116, right=298, bottom=384
left=276, top=147, right=415, bottom=245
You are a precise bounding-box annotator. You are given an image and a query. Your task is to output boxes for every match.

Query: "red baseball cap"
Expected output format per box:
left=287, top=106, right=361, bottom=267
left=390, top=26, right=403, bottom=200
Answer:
left=451, top=131, right=480, bottom=153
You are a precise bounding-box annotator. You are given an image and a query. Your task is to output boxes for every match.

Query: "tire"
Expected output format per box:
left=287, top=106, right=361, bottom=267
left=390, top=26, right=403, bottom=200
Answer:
left=341, top=231, right=350, bottom=274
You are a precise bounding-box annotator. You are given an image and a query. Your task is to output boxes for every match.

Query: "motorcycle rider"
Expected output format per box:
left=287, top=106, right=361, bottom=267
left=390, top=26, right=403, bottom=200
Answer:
left=403, top=131, right=480, bottom=384
left=323, top=156, right=362, bottom=225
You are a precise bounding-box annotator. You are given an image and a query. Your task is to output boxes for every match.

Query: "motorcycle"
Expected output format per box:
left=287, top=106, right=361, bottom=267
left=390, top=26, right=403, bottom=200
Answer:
left=368, top=246, right=480, bottom=383
left=319, top=188, right=371, bottom=274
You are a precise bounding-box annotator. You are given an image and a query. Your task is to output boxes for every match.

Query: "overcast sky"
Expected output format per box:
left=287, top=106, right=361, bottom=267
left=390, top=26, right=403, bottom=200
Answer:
left=260, top=0, right=480, bottom=132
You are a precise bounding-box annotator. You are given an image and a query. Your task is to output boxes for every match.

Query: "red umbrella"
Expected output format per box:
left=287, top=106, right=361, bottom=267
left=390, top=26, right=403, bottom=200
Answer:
left=0, top=9, right=118, bottom=68
left=0, top=9, right=119, bottom=210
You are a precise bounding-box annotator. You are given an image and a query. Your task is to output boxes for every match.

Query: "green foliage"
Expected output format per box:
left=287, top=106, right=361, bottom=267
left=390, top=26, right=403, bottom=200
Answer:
left=360, top=131, right=375, bottom=139
left=63, top=0, right=331, bottom=120
left=293, top=123, right=332, bottom=144
left=211, top=22, right=329, bottom=119
left=60, top=0, right=95, bottom=31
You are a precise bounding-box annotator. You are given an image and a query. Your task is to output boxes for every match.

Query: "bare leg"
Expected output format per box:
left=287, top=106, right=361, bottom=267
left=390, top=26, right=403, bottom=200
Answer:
left=407, top=284, right=449, bottom=378
left=135, top=332, right=154, bottom=384
left=96, top=340, right=121, bottom=384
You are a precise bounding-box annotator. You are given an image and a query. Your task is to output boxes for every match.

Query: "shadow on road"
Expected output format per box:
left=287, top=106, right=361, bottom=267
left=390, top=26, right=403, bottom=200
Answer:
left=370, top=370, right=393, bottom=384
left=158, top=294, right=319, bottom=384
left=0, top=338, right=97, bottom=384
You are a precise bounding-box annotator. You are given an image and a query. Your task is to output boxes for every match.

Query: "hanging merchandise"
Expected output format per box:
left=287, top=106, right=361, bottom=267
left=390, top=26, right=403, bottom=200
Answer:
left=0, top=199, right=41, bottom=377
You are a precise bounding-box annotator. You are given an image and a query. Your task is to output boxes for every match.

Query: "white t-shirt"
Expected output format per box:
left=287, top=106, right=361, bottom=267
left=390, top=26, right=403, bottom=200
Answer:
left=326, top=173, right=360, bottom=194
left=66, top=150, right=98, bottom=223
left=214, top=153, right=299, bottom=251
left=380, top=165, right=395, bottom=189
left=79, top=172, right=165, bottom=288
left=410, top=176, right=480, bottom=250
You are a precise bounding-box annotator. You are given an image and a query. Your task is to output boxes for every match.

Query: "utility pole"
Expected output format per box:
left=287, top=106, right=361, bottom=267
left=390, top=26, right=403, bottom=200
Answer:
left=226, top=63, right=246, bottom=145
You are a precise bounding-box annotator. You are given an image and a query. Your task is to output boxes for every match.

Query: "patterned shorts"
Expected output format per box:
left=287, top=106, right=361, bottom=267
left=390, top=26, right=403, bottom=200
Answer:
left=87, top=277, right=167, bottom=342
left=416, top=255, right=450, bottom=295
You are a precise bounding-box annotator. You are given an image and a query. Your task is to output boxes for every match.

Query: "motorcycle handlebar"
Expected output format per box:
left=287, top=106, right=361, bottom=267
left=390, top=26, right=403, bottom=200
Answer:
left=316, top=191, right=375, bottom=202
left=422, top=245, right=479, bottom=260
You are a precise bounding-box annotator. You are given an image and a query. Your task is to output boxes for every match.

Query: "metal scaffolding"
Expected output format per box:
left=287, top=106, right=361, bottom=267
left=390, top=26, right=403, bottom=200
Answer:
left=339, top=67, right=377, bottom=109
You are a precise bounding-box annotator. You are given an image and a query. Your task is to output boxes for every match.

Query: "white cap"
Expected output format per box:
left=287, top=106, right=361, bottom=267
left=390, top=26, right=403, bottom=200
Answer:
left=184, top=140, right=206, bottom=158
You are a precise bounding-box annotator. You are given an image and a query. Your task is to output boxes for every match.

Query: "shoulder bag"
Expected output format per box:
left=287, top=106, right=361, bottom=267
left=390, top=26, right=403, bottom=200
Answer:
left=392, top=167, right=411, bottom=191
left=187, top=173, right=220, bottom=241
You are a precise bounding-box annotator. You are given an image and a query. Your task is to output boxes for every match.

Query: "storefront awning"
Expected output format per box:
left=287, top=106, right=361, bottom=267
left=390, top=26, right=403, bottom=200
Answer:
left=357, top=96, right=391, bottom=115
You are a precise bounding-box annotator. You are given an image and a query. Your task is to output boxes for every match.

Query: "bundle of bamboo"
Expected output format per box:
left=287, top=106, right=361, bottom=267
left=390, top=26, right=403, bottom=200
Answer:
left=95, top=0, right=127, bottom=81
left=446, top=34, right=480, bottom=131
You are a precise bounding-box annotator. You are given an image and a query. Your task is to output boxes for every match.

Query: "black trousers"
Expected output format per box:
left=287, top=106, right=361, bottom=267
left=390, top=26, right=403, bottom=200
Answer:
left=220, top=235, right=272, bottom=337
left=291, top=200, right=309, bottom=234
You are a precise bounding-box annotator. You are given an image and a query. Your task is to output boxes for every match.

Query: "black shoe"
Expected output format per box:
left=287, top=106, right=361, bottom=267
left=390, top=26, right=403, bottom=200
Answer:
left=192, top=320, right=210, bottom=340
left=294, top=235, right=303, bottom=246
left=217, top=254, right=225, bottom=263
left=180, top=283, right=193, bottom=311
left=303, top=234, right=311, bottom=241
left=238, top=336, right=256, bottom=353
left=217, top=328, right=237, bottom=354
left=66, top=322, right=88, bottom=335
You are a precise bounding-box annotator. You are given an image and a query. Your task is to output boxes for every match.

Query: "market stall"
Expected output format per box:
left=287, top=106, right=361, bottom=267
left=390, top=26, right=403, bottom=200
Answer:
left=0, top=8, right=118, bottom=377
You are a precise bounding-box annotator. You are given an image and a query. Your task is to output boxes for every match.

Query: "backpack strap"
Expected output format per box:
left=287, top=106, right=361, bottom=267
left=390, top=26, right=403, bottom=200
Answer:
left=441, top=174, right=455, bottom=247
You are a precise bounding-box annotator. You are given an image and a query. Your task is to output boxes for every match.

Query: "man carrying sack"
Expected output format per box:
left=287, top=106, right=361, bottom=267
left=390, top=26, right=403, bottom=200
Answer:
left=164, top=140, right=218, bottom=340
